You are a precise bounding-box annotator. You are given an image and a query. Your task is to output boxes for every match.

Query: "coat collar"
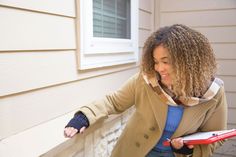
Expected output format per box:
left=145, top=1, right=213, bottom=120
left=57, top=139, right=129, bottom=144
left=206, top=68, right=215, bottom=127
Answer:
left=142, top=73, right=223, bottom=107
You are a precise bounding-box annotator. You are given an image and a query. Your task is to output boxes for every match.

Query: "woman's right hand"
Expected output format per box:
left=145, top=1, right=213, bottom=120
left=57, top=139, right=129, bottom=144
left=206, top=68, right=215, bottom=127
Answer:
left=64, top=126, right=86, bottom=138
left=64, top=112, right=89, bottom=138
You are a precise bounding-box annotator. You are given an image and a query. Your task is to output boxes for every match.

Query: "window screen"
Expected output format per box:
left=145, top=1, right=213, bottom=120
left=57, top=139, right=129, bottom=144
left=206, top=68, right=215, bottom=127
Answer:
left=93, top=0, right=131, bottom=39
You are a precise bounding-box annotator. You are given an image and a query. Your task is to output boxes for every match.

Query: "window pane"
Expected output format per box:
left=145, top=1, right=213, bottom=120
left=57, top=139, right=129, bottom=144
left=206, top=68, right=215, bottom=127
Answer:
left=93, top=0, right=131, bottom=39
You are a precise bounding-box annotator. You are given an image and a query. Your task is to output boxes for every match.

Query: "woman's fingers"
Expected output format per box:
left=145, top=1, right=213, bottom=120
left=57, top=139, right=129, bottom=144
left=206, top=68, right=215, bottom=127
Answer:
left=64, top=126, right=87, bottom=138
left=64, top=127, right=78, bottom=138
left=171, top=138, right=195, bottom=149
left=187, top=144, right=194, bottom=149
left=171, top=138, right=184, bottom=149
left=79, top=126, right=86, bottom=133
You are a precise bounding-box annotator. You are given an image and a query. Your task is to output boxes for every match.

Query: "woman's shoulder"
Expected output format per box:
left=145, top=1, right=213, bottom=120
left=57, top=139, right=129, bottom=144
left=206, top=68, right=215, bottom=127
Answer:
left=127, top=71, right=143, bottom=82
left=124, top=72, right=147, bottom=89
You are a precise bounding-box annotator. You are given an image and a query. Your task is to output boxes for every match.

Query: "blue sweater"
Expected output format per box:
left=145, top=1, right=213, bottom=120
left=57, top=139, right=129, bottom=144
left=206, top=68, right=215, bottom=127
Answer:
left=154, top=105, right=184, bottom=151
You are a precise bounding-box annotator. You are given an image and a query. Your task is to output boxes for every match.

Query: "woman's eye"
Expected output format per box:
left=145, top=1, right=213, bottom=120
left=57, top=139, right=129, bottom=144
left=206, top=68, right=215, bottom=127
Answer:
left=163, top=61, right=169, bottom=64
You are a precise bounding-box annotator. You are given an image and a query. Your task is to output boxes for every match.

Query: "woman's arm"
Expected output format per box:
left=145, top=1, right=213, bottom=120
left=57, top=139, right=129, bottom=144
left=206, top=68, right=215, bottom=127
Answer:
left=64, top=73, right=139, bottom=137
left=77, top=73, right=139, bottom=125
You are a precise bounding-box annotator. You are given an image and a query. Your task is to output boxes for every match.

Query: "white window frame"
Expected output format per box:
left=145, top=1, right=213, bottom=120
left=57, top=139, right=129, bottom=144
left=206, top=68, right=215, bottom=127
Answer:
left=77, top=0, right=138, bottom=70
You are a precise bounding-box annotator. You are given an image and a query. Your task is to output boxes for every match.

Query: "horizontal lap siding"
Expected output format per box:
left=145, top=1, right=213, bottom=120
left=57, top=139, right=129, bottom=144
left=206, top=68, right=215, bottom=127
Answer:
left=161, top=10, right=236, bottom=27
left=0, top=1, right=78, bottom=142
left=212, top=44, right=236, bottom=59
left=139, top=0, right=153, bottom=12
left=0, top=50, right=138, bottom=97
left=0, top=7, right=76, bottom=51
left=226, top=92, right=236, bottom=108
left=228, top=109, right=236, bottom=124
left=139, top=0, right=154, bottom=48
left=217, top=60, right=236, bottom=76
left=139, top=10, right=152, bottom=29
left=0, top=4, right=77, bottom=97
left=219, top=76, right=236, bottom=92
left=159, top=1, right=236, bottom=156
left=0, top=51, right=78, bottom=96
left=0, top=0, right=75, bottom=17
left=160, top=0, right=236, bottom=11
left=195, top=27, right=236, bottom=43
left=139, top=29, right=152, bottom=48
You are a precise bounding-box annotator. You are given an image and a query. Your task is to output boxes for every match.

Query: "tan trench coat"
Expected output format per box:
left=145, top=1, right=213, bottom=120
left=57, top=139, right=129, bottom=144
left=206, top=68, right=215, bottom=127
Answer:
left=78, top=73, right=228, bottom=157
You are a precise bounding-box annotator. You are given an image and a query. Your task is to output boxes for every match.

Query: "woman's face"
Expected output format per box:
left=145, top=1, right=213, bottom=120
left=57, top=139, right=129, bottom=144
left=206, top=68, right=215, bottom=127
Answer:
left=153, top=45, right=173, bottom=88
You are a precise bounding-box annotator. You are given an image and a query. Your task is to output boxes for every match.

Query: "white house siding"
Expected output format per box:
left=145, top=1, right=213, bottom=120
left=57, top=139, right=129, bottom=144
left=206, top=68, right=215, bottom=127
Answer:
left=157, top=0, right=236, bottom=156
left=0, top=0, right=155, bottom=157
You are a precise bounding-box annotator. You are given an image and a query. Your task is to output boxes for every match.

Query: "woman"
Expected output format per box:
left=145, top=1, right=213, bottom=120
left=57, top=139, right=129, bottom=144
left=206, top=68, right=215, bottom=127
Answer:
left=64, top=24, right=228, bottom=157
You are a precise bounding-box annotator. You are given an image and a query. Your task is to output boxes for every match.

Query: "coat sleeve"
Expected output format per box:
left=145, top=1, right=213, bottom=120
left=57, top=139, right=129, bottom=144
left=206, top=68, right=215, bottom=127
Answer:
left=192, top=86, right=228, bottom=157
left=75, top=73, right=139, bottom=125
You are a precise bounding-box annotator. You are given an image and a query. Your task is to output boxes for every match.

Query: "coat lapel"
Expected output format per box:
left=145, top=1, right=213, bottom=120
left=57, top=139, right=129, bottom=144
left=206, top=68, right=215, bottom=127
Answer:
left=144, top=83, right=168, bottom=132
left=171, top=102, right=214, bottom=138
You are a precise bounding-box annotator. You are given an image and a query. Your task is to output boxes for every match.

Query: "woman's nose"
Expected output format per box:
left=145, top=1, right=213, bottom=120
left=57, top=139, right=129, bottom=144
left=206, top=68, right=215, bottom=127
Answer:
left=156, top=63, right=165, bottom=72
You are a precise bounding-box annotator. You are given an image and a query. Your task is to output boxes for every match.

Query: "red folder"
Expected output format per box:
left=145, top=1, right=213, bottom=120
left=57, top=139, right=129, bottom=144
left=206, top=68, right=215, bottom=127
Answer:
left=163, top=129, right=236, bottom=146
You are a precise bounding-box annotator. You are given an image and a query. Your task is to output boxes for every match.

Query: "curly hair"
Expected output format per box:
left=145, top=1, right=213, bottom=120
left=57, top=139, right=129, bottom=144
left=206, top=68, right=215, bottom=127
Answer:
left=141, top=24, right=217, bottom=98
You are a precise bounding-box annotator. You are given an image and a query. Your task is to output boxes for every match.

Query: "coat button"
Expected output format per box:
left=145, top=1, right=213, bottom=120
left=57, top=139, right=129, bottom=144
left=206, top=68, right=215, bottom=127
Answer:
left=144, top=134, right=149, bottom=139
left=135, top=142, right=140, bottom=147
left=149, top=126, right=156, bottom=131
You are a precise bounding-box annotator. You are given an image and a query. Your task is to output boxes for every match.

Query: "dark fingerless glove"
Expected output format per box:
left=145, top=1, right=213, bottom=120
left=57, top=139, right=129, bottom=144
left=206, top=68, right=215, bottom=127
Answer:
left=65, top=112, right=89, bottom=132
left=170, top=143, right=193, bottom=155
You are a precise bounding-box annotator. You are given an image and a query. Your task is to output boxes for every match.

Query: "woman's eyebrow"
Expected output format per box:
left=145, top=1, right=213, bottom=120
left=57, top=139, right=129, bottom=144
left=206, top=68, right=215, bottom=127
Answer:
left=153, top=56, right=168, bottom=61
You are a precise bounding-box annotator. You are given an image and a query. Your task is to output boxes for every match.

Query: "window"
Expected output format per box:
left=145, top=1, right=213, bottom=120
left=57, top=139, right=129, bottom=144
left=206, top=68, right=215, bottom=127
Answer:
left=77, top=0, right=138, bottom=69
left=93, top=0, right=131, bottom=39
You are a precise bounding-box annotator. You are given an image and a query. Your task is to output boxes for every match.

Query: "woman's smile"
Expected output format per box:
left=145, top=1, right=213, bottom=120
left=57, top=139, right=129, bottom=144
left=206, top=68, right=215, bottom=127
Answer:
left=153, top=45, right=173, bottom=87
